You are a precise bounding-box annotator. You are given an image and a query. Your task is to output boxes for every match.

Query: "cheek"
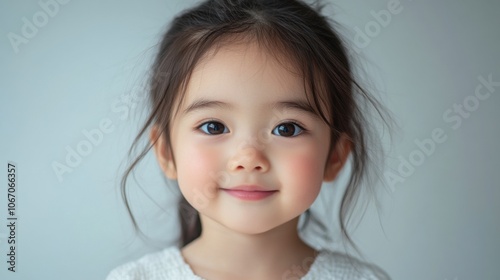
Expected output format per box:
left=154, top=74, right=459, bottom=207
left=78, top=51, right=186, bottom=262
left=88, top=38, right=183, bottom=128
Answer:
left=174, top=140, right=223, bottom=209
left=179, top=144, right=214, bottom=175
left=278, top=145, right=327, bottom=201
left=289, top=155, right=325, bottom=187
left=289, top=157, right=324, bottom=182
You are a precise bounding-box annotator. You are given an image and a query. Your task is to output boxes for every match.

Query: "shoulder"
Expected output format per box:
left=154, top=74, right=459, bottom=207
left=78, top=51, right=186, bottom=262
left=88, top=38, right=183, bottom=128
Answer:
left=106, top=246, right=199, bottom=280
left=303, top=250, right=391, bottom=280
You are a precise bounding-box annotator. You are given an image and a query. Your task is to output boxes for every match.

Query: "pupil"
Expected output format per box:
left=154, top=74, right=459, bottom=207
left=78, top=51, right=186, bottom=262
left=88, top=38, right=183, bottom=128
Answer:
left=279, top=124, right=294, bottom=136
left=208, top=122, right=222, bottom=134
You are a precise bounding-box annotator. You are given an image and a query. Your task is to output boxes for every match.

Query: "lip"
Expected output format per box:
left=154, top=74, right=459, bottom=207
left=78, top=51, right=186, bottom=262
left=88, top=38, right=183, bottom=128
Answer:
left=221, top=185, right=278, bottom=201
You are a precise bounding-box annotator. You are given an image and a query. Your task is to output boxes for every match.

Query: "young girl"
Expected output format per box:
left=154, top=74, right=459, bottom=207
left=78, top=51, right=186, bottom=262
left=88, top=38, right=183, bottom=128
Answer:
left=108, top=0, right=391, bottom=279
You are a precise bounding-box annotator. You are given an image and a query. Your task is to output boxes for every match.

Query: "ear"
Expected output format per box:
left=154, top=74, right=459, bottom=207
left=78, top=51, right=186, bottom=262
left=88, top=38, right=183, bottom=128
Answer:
left=323, top=133, right=352, bottom=182
left=150, top=125, right=177, bottom=179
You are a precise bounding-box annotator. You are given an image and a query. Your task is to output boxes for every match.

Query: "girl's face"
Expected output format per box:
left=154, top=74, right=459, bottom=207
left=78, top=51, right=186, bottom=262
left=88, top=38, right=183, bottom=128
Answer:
left=153, top=41, right=348, bottom=234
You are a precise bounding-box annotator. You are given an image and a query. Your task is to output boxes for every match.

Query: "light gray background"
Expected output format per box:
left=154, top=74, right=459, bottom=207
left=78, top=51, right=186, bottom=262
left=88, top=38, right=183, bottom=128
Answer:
left=1, top=0, right=499, bottom=279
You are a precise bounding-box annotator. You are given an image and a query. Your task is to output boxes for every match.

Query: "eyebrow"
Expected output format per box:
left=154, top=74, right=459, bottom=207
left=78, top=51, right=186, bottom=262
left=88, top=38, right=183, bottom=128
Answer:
left=272, top=100, right=318, bottom=117
left=183, top=99, right=230, bottom=115
left=183, top=98, right=319, bottom=117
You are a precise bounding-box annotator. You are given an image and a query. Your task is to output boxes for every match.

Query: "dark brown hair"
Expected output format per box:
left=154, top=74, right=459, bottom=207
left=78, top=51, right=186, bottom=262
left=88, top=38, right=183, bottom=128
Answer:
left=121, top=0, right=390, bottom=249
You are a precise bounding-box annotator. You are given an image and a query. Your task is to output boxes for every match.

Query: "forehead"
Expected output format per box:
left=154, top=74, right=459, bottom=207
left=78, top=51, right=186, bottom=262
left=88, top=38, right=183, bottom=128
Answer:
left=181, top=40, right=307, bottom=109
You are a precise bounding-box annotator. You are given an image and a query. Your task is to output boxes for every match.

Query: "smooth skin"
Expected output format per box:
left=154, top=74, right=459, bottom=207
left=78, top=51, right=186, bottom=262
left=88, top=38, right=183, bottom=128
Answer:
left=151, top=40, right=351, bottom=280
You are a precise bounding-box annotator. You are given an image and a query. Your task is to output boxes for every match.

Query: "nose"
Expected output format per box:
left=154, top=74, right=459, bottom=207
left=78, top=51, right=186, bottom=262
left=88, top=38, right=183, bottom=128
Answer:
left=227, top=145, right=270, bottom=173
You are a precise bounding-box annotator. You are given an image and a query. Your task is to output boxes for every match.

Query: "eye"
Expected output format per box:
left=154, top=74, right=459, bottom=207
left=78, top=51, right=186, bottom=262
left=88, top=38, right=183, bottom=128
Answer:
left=272, top=122, right=305, bottom=137
left=198, top=121, right=229, bottom=135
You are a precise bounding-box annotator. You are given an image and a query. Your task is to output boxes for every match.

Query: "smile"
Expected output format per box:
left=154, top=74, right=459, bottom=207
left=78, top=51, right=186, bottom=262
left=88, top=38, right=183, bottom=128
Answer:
left=221, top=185, right=278, bottom=201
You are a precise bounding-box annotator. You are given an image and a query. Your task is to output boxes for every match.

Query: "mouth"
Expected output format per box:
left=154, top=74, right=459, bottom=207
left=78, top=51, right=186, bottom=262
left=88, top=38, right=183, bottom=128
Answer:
left=221, top=185, right=278, bottom=201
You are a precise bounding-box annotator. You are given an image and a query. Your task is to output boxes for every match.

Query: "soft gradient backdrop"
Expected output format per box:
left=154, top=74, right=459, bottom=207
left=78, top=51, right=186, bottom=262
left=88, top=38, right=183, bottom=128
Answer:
left=1, top=0, right=499, bottom=279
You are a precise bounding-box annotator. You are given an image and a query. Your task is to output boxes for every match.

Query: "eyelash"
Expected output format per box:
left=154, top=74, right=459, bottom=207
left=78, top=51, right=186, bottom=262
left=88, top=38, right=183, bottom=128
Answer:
left=196, top=120, right=308, bottom=137
left=197, top=119, right=229, bottom=135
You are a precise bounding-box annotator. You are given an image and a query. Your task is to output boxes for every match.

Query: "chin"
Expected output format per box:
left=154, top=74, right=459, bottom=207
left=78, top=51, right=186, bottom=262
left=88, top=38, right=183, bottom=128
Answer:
left=231, top=223, right=277, bottom=235
left=219, top=213, right=298, bottom=236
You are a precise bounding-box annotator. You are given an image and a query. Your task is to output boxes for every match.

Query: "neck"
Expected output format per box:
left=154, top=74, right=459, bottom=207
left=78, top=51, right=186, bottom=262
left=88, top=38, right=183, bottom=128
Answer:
left=181, top=215, right=318, bottom=279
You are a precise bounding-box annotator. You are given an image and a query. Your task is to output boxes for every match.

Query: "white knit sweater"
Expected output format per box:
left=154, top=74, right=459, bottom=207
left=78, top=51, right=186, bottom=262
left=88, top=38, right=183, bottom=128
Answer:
left=106, top=247, right=390, bottom=280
